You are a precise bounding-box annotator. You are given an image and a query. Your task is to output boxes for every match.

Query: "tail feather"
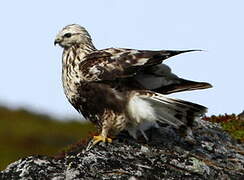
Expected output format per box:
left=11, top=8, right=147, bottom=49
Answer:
left=126, top=91, right=207, bottom=140
left=141, top=93, right=207, bottom=127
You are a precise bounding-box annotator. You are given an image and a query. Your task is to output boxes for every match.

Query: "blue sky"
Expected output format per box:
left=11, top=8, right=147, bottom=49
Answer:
left=0, top=0, right=243, bottom=119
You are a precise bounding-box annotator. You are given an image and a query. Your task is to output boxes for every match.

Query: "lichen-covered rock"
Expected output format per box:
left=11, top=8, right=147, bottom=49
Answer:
left=1, top=120, right=244, bottom=179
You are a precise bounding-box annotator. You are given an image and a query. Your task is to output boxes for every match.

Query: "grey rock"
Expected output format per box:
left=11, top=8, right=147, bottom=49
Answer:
left=238, top=110, right=244, bottom=120
left=1, top=120, right=244, bottom=180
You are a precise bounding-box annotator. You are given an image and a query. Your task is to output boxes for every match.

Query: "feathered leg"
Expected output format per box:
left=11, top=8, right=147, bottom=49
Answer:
left=87, top=110, right=126, bottom=150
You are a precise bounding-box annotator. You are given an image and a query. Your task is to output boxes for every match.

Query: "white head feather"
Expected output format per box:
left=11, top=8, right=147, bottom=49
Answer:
left=54, top=24, right=93, bottom=48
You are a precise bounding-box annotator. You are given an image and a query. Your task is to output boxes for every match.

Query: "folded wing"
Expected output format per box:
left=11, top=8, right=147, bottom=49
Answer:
left=135, top=64, right=212, bottom=94
left=80, top=48, right=211, bottom=93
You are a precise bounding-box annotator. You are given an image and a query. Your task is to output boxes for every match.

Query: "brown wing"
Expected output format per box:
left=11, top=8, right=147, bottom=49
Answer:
left=135, top=64, right=212, bottom=94
left=80, top=48, right=198, bottom=82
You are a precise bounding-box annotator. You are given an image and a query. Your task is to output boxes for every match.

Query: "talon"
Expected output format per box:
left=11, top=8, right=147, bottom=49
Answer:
left=86, top=135, right=113, bottom=151
left=92, top=135, right=112, bottom=146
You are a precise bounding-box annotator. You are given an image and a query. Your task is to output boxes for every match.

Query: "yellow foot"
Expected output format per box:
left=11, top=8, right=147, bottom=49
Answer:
left=92, top=135, right=112, bottom=146
left=86, top=135, right=113, bottom=151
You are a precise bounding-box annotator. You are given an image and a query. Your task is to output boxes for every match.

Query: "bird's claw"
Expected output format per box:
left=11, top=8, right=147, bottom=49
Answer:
left=93, top=135, right=112, bottom=144
left=86, top=135, right=112, bottom=151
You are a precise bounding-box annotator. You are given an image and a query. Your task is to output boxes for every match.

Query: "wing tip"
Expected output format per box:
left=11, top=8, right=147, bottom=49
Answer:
left=159, top=49, right=205, bottom=59
left=178, top=49, right=204, bottom=54
left=192, top=82, right=213, bottom=89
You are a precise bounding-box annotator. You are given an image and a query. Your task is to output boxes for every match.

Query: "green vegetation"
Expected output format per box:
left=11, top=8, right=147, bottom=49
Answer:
left=203, top=114, right=244, bottom=143
left=0, top=106, right=95, bottom=170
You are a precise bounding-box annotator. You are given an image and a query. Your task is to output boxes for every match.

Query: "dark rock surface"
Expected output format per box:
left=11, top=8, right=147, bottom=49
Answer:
left=1, top=119, right=244, bottom=180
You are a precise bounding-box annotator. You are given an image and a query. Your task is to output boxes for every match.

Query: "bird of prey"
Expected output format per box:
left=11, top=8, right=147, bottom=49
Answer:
left=54, top=24, right=212, bottom=145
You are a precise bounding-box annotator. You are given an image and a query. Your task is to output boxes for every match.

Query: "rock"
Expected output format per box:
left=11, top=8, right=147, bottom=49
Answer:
left=1, top=119, right=244, bottom=179
left=238, top=110, right=244, bottom=120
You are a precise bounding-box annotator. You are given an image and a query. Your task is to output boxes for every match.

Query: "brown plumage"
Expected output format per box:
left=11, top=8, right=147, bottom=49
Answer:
left=54, top=24, right=212, bottom=144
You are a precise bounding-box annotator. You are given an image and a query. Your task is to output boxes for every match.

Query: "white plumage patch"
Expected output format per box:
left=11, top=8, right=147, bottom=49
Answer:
left=126, top=95, right=159, bottom=139
left=127, top=95, right=156, bottom=123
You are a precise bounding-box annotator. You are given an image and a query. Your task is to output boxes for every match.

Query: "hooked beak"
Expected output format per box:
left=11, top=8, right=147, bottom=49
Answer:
left=54, top=37, right=62, bottom=46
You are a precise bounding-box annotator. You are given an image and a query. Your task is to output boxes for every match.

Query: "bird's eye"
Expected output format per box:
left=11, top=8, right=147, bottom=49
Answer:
left=64, top=33, right=72, bottom=38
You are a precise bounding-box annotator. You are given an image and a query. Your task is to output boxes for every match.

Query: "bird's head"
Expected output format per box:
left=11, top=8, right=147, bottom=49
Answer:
left=54, top=24, right=93, bottom=48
